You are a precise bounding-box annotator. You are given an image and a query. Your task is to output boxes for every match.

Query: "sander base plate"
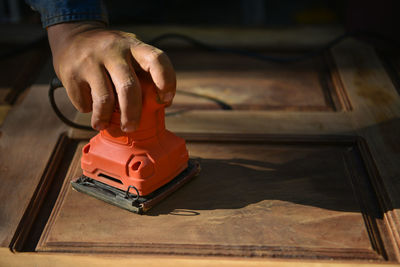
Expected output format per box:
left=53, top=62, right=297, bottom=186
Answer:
left=71, top=159, right=200, bottom=214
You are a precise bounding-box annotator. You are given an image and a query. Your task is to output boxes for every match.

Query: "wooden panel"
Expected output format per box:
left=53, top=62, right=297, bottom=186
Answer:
left=123, top=25, right=344, bottom=50
left=19, top=134, right=395, bottom=262
left=331, top=40, right=400, bottom=257
left=4, top=250, right=400, bottom=267
left=167, top=49, right=346, bottom=111
left=1, top=27, right=399, bottom=266
left=0, top=85, right=74, bottom=248
left=69, top=111, right=353, bottom=141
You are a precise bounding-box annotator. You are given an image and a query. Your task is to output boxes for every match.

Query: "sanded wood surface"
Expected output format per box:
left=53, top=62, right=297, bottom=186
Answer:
left=61, top=39, right=400, bottom=266
left=168, top=50, right=343, bottom=111
left=331, top=40, right=400, bottom=255
left=33, top=135, right=396, bottom=262
left=70, top=111, right=353, bottom=141
left=1, top=25, right=399, bottom=266
left=3, top=250, right=400, bottom=267
left=0, top=86, right=74, bottom=248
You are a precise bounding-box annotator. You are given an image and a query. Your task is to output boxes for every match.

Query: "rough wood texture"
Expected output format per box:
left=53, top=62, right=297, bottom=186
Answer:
left=32, top=135, right=396, bottom=262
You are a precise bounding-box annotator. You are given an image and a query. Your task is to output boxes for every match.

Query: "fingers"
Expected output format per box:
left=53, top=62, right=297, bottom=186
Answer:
left=105, top=60, right=142, bottom=132
left=62, top=76, right=93, bottom=113
left=54, top=29, right=176, bottom=133
left=85, top=66, right=116, bottom=131
left=130, top=43, right=176, bottom=105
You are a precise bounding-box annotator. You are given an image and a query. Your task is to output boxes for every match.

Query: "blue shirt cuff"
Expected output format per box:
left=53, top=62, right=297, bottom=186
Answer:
left=26, top=0, right=108, bottom=28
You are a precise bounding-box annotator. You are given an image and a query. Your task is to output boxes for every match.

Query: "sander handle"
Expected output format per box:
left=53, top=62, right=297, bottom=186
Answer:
left=101, top=81, right=166, bottom=144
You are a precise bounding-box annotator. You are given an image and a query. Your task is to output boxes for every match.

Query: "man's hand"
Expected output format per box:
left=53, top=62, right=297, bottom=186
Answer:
left=47, top=22, right=176, bottom=132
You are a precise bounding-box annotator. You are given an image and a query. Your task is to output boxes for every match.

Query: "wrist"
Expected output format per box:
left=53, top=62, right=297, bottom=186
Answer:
left=47, top=21, right=106, bottom=54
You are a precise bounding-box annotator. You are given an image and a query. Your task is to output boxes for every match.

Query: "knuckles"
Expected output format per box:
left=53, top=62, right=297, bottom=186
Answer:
left=92, top=94, right=114, bottom=107
left=145, top=48, right=166, bottom=64
left=115, top=78, right=137, bottom=96
left=52, top=29, right=167, bottom=120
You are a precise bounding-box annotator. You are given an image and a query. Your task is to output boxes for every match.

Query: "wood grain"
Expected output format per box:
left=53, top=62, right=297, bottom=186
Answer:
left=1, top=26, right=399, bottom=266
left=54, top=37, right=400, bottom=265
left=0, top=85, right=75, bottom=248
left=331, top=39, right=400, bottom=258
left=163, top=50, right=345, bottom=111
left=34, top=135, right=396, bottom=262
left=2, top=248, right=400, bottom=267
left=69, top=111, right=353, bottom=140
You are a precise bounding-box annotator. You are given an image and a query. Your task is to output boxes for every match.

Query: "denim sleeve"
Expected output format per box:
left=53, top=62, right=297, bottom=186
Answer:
left=25, top=0, right=108, bottom=28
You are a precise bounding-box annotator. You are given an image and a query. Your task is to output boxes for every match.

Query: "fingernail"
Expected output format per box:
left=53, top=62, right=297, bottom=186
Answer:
left=94, top=122, right=108, bottom=131
left=163, top=92, right=174, bottom=103
left=122, top=122, right=137, bottom=132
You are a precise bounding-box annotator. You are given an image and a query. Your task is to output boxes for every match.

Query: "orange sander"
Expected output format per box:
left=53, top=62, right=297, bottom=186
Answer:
left=70, top=79, right=200, bottom=214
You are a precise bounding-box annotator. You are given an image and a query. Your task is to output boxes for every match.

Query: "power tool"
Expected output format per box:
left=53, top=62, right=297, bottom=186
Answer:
left=70, top=78, right=200, bottom=214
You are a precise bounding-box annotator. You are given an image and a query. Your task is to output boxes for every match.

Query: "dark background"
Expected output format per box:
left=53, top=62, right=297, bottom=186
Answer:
left=0, top=0, right=399, bottom=105
left=1, top=0, right=399, bottom=40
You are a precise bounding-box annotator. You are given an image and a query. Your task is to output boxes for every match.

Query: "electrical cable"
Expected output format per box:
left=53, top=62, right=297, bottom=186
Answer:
left=148, top=31, right=399, bottom=63
left=149, top=32, right=347, bottom=63
left=48, top=76, right=233, bottom=131
left=49, top=77, right=93, bottom=130
left=177, top=90, right=232, bottom=110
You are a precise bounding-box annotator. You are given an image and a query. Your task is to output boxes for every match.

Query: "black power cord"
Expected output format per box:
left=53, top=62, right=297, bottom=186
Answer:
left=177, top=90, right=232, bottom=110
left=49, top=76, right=233, bottom=131
left=49, top=77, right=93, bottom=130
left=148, top=31, right=399, bottom=63
left=149, top=32, right=349, bottom=63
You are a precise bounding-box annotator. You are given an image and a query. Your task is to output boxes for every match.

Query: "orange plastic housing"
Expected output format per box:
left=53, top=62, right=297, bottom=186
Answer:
left=80, top=83, right=189, bottom=196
